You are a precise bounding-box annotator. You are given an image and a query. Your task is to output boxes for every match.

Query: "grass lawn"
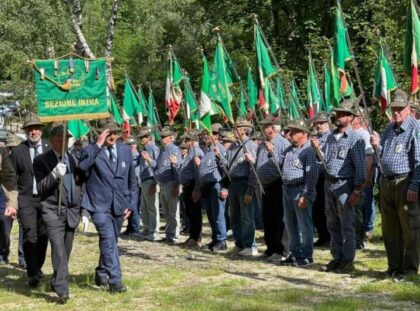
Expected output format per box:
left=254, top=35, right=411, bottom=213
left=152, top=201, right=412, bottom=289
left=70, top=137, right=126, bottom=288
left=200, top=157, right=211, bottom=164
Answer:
left=0, top=208, right=418, bottom=310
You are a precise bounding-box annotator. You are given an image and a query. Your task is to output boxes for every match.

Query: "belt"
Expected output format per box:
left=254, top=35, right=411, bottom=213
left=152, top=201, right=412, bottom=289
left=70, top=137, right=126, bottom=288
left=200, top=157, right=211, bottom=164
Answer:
left=383, top=173, right=410, bottom=181
left=283, top=182, right=304, bottom=187
left=231, top=177, right=248, bottom=182
left=32, top=194, right=39, bottom=198
left=326, top=176, right=350, bottom=183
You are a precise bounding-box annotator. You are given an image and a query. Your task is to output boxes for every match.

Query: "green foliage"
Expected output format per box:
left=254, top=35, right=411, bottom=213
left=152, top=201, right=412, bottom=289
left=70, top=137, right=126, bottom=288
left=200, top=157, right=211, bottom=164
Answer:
left=0, top=0, right=414, bottom=125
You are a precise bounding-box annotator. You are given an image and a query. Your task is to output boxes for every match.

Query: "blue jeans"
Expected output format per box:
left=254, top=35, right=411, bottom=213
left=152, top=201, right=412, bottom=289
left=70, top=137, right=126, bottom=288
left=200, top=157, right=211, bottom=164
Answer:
left=362, top=185, right=375, bottom=232
left=325, top=179, right=356, bottom=262
left=126, top=189, right=141, bottom=233
left=282, top=185, right=314, bottom=259
left=228, top=179, right=256, bottom=248
left=201, top=182, right=227, bottom=243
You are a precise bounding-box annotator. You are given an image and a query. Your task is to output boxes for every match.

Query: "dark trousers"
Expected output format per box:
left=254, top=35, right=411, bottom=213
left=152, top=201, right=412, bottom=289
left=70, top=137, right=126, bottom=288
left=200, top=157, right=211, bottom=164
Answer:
left=183, top=182, right=202, bottom=241
left=44, top=214, right=75, bottom=296
left=262, top=178, right=288, bottom=256
left=18, top=219, right=25, bottom=265
left=0, top=215, right=13, bottom=261
left=19, top=196, right=48, bottom=278
left=91, top=211, right=124, bottom=285
left=312, top=175, right=330, bottom=242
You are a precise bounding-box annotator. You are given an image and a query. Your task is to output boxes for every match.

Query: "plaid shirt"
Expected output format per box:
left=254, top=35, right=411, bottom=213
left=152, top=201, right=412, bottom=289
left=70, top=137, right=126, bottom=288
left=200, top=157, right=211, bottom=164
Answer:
left=323, top=126, right=366, bottom=186
left=156, top=142, right=181, bottom=184
left=379, top=116, right=420, bottom=191
left=137, top=142, right=160, bottom=183
left=197, top=142, right=227, bottom=188
left=179, top=145, right=204, bottom=185
left=318, top=130, right=330, bottom=148
left=282, top=141, right=320, bottom=200
left=250, top=134, right=290, bottom=187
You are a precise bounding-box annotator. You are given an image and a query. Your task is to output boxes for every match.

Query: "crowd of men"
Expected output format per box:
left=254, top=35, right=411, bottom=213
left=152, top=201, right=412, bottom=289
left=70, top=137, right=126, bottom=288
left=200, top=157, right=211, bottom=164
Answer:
left=0, top=89, right=419, bottom=304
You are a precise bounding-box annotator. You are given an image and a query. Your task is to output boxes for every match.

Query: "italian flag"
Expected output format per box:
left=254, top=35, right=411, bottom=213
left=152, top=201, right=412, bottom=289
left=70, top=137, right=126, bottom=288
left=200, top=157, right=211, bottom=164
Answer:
left=404, top=0, right=420, bottom=94
left=165, top=51, right=183, bottom=125
left=373, top=39, right=397, bottom=113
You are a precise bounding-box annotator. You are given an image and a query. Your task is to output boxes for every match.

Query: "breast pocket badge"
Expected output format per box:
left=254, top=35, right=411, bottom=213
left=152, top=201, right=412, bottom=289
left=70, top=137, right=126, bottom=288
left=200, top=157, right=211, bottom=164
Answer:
left=163, top=160, right=169, bottom=166
left=293, top=159, right=303, bottom=169
left=207, top=159, right=212, bottom=166
left=121, top=161, right=126, bottom=169
left=395, top=144, right=402, bottom=154
left=337, top=147, right=346, bottom=160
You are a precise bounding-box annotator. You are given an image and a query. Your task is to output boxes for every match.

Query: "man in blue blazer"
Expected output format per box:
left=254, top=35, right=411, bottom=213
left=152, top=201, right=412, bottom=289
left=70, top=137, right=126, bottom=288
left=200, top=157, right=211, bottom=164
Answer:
left=78, top=119, right=138, bottom=293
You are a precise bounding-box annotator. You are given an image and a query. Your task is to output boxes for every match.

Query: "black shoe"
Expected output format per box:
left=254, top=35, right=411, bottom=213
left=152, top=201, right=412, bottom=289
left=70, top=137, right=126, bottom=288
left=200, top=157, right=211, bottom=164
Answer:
left=313, top=239, right=330, bottom=247
left=211, top=242, right=227, bottom=253
left=334, top=260, right=355, bottom=274
left=28, top=277, right=40, bottom=287
left=109, top=283, right=127, bottom=293
left=320, top=260, right=341, bottom=272
left=36, top=270, right=45, bottom=280
left=280, top=255, right=297, bottom=266
left=207, top=241, right=216, bottom=250
left=120, top=230, right=130, bottom=236
left=19, top=261, right=27, bottom=269
left=95, top=275, right=108, bottom=287
left=385, top=269, right=403, bottom=280
left=57, top=294, right=69, bottom=305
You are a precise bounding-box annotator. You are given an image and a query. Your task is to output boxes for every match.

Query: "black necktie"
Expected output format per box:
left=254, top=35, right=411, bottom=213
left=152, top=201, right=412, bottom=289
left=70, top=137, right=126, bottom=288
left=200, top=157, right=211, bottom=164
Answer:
left=108, top=146, right=117, bottom=171
left=62, top=155, right=73, bottom=205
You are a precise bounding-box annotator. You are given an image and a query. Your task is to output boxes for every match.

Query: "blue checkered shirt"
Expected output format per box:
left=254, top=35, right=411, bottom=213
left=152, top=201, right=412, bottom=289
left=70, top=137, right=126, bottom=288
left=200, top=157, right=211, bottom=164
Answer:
left=251, top=134, right=290, bottom=186
left=317, top=130, right=330, bottom=148
left=224, top=138, right=257, bottom=195
left=197, top=142, right=227, bottom=188
left=156, top=142, right=181, bottom=184
left=282, top=141, right=320, bottom=200
left=180, top=145, right=204, bottom=185
left=323, top=127, right=366, bottom=186
left=379, top=116, right=420, bottom=191
left=137, top=142, right=160, bottom=183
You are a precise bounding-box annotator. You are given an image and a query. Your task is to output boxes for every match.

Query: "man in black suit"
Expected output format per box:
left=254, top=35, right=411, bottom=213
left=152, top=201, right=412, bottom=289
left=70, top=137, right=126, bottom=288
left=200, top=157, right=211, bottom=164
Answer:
left=11, top=113, right=50, bottom=287
left=34, top=123, right=83, bottom=304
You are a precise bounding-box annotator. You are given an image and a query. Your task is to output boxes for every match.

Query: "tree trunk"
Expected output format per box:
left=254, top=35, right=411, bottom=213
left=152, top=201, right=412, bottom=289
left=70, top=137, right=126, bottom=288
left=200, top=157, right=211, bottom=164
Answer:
left=104, top=0, right=119, bottom=58
left=67, top=0, right=95, bottom=59
left=271, top=0, right=281, bottom=46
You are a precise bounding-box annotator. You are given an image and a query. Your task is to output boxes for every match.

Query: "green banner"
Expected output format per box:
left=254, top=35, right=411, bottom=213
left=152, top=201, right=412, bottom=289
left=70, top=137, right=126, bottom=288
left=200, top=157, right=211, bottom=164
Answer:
left=33, top=58, right=110, bottom=122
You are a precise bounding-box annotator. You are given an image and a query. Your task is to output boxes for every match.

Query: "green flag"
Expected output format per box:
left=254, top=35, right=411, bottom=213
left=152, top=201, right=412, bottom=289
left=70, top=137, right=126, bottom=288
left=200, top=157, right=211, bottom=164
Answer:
left=109, top=93, right=123, bottom=125
left=333, top=5, right=352, bottom=96
left=184, top=78, right=199, bottom=128
left=306, top=53, right=322, bottom=117
left=147, top=89, right=160, bottom=141
left=122, top=77, right=142, bottom=124
left=287, top=93, right=301, bottom=120
left=199, top=55, right=214, bottom=133
left=330, top=51, right=342, bottom=106
left=322, top=64, right=334, bottom=112
left=67, top=119, right=89, bottom=140
left=238, top=88, right=247, bottom=117
left=290, top=80, right=303, bottom=110
left=211, top=36, right=234, bottom=122
left=138, top=86, right=148, bottom=117
left=246, top=64, right=258, bottom=110
left=263, top=79, right=280, bottom=115
left=275, top=76, right=287, bottom=110
left=373, top=39, right=398, bottom=113
left=165, top=51, right=184, bottom=125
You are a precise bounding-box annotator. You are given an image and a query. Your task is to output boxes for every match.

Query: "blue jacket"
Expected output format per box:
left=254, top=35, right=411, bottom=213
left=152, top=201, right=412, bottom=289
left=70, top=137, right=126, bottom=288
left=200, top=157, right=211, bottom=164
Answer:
left=78, top=142, right=138, bottom=216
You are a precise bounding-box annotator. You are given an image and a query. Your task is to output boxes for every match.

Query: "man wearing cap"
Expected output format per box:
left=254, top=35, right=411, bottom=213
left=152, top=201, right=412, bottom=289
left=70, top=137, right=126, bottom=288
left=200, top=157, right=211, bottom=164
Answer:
left=352, top=109, right=375, bottom=249
left=0, top=143, right=18, bottom=266
left=371, top=89, right=420, bottom=277
left=155, top=126, right=182, bottom=243
left=248, top=116, right=290, bottom=262
left=11, top=112, right=50, bottom=287
left=225, top=120, right=258, bottom=256
left=78, top=119, right=138, bottom=293
left=33, top=123, right=84, bottom=304
left=179, top=132, right=204, bottom=247
left=311, top=99, right=366, bottom=273
left=136, top=127, right=160, bottom=241
left=195, top=125, right=228, bottom=252
left=281, top=119, right=319, bottom=267
left=311, top=112, right=331, bottom=247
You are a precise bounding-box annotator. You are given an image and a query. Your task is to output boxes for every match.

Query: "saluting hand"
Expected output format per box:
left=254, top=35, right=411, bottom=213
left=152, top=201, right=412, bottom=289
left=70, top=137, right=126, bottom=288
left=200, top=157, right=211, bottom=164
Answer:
left=97, top=129, right=110, bottom=146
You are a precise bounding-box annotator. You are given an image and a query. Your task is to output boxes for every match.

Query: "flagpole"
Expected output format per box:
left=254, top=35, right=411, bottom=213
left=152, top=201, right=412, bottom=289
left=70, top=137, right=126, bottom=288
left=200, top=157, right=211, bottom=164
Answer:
left=337, top=0, right=383, bottom=173
left=57, top=120, right=68, bottom=215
